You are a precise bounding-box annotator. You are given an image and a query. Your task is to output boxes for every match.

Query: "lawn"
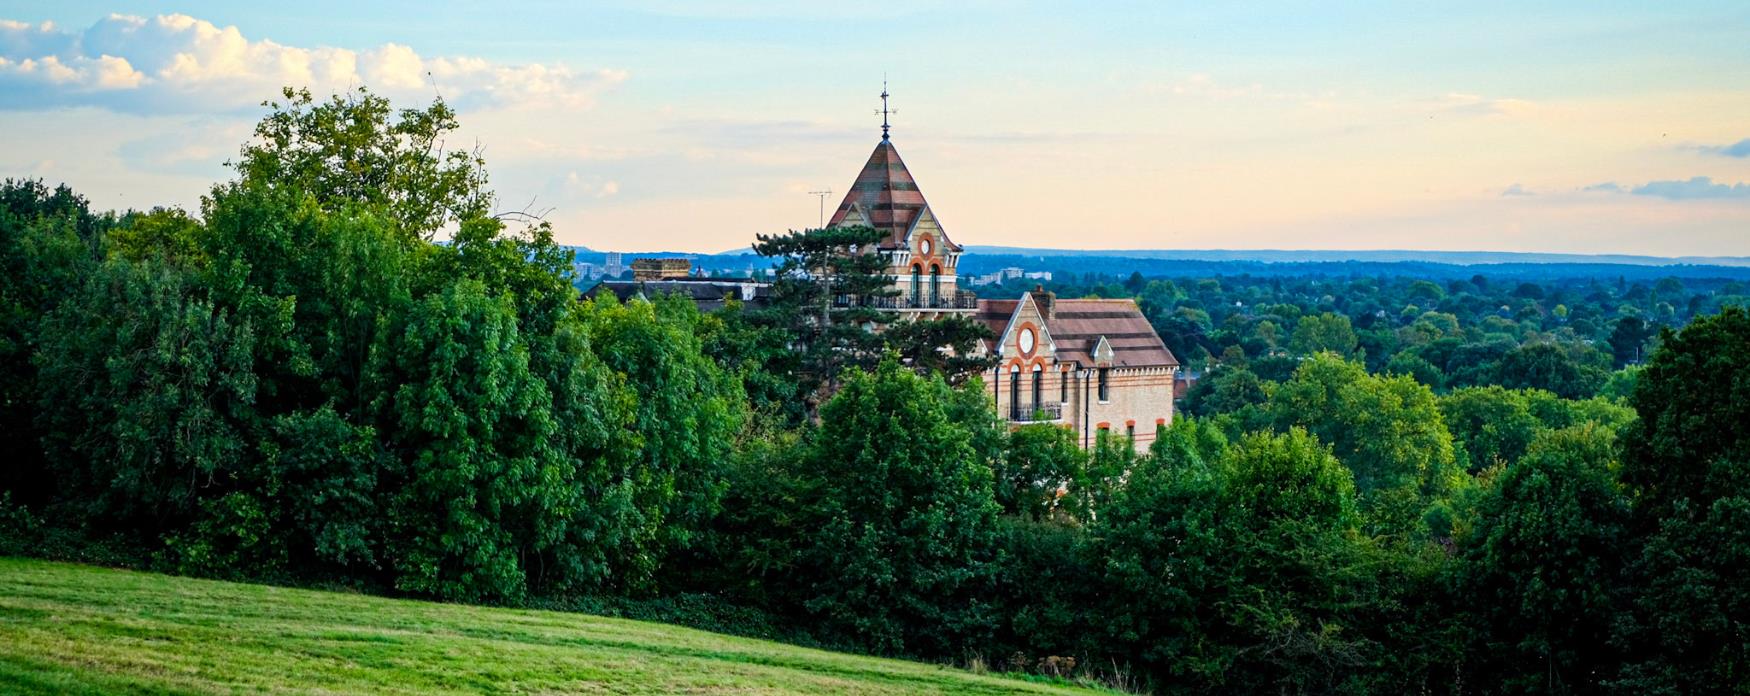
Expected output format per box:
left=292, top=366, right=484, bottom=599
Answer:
left=0, top=557, right=1107, bottom=695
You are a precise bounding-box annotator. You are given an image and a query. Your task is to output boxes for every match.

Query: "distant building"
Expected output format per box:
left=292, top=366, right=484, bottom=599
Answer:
left=604, top=252, right=624, bottom=278
left=632, top=258, right=693, bottom=281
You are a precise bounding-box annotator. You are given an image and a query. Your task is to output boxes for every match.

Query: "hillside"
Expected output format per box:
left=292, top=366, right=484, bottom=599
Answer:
left=0, top=559, right=1105, bottom=695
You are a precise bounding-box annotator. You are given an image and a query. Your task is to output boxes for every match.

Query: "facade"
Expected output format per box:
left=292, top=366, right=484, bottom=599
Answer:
left=823, top=109, right=1179, bottom=451
left=973, top=288, right=1179, bottom=451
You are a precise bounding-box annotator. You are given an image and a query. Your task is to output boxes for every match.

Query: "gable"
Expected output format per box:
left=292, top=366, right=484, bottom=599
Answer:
left=994, top=293, right=1057, bottom=361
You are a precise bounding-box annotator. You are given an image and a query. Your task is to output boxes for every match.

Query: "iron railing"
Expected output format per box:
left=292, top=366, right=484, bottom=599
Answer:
left=833, top=291, right=978, bottom=310
left=1009, top=402, right=1065, bottom=423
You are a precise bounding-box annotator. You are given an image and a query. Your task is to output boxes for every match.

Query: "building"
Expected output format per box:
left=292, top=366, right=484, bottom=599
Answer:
left=631, top=258, right=692, bottom=281
left=823, top=99, right=976, bottom=319
left=974, top=287, right=1179, bottom=451
left=584, top=259, right=770, bottom=312
left=820, top=94, right=1178, bottom=451
left=604, top=252, right=624, bottom=278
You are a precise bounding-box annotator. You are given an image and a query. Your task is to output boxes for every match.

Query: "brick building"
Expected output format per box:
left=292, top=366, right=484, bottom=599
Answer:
left=824, top=94, right=1178, bottom=450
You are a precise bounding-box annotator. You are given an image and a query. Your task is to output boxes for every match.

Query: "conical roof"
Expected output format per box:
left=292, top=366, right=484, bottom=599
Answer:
left=827, top=139, right=956, bottom=251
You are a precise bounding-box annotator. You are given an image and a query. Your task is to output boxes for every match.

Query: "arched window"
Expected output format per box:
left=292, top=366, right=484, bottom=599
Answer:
left=910, top=266, right=921, bottom=307
left=1008, top=365, right=1021, bottom=421
left=1030, top=364, right=1043, bottom=414
left=929, top=265, right=941, bottom=307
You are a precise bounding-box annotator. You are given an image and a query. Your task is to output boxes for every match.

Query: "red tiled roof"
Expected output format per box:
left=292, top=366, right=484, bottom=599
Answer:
left=827, top=139, right=960, bottom=252
left=975, top=296, right=1179, bottom=368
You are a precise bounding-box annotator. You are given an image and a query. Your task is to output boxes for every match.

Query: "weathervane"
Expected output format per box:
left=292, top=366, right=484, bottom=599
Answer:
left=876, top=78, right=896, bottom=140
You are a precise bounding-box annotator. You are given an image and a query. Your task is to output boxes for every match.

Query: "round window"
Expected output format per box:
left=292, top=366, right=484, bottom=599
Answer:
left=1019, top=327, right=1035, bottom=354
left=919, top=238, right=932, bottom=256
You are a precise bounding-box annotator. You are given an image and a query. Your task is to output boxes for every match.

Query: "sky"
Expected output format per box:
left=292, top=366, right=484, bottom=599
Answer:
left=2, top=2, right=1749, bottom=256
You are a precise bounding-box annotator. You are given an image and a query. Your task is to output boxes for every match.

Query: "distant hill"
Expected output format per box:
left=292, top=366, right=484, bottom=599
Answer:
left=962, top=246, right=1750, bottom=267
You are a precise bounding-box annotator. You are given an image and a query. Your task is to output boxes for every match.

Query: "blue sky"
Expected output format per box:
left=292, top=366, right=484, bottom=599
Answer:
left=3, top=1, right=1749, bottom=254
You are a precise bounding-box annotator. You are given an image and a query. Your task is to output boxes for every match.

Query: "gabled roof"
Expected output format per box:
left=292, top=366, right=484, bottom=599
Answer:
left=974, top=296, right=1179, bottom=368
left=827, top=139, right=959, bottom=252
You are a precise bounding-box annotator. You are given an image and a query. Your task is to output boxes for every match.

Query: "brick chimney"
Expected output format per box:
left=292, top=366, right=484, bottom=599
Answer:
left=1031, top=284, right=1055, bottom=321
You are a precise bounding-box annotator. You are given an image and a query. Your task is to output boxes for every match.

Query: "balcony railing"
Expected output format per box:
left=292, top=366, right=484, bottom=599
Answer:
left=1009, top=401, right=1064, bottom=423
left=833, top=290, right=978, bottom=310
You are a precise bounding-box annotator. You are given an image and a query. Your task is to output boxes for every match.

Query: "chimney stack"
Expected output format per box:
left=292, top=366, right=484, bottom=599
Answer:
left=1032, top=284, right=1055, bottom=321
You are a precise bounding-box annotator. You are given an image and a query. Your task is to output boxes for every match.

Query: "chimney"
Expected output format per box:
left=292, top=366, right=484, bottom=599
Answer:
left=1031, top=284, right=1055, bottom=321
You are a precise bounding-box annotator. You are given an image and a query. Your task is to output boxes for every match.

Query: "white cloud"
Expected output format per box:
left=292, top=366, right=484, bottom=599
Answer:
left=0, top=13, right=626, bottom=113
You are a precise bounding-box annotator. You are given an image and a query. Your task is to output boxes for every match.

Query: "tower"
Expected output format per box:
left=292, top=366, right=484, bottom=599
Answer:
left=825, top=83, right=970, bottom=317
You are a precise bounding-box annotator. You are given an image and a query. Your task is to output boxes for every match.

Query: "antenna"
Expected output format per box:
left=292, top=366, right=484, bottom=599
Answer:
left=874, top=77, right=897, bottom=140
left=808, top=189, right=832, bottom=227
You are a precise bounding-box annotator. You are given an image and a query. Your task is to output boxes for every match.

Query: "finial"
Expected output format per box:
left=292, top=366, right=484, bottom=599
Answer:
left=879, top=78, right=891, bottom=140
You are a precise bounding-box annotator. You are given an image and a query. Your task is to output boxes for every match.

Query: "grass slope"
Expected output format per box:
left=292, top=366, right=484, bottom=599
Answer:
left=0, top=558, right=1104, bottom=695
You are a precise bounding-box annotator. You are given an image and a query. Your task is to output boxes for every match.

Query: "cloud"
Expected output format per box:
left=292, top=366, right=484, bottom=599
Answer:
left=1583, top=182, right=1623, bottom=193
left=1630, top=176, right=1750, bottom=200
left=1426, top=92, right=1537, bottom=118
left=0, top=14, right=626, bottom=114
left=1695, top=138, right=1750, bottom=158
left=1501, top=183, right=1534, bottom=197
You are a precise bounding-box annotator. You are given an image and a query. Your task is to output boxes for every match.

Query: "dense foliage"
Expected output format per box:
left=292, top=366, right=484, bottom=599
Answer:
left=4, top=88, right=1748, bottom=693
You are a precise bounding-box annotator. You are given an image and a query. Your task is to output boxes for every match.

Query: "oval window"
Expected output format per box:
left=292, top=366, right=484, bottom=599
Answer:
left=919, top=238, right=932, bottom=256
left=1019, top=327, right=1035, bottom=354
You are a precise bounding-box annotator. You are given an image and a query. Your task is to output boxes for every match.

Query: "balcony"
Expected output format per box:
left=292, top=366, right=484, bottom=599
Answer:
left=833, top=290, right=979, bottom=311
left=1009, top=401, right=1064, bottom=423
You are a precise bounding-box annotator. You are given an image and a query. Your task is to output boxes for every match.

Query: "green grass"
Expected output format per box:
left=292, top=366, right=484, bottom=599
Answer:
left=0, top=557, right=1110, bottom=695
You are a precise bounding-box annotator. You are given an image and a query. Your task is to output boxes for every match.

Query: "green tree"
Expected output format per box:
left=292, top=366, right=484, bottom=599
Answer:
left=577, top=293, right=744, bottom=591
left=1289, top=312, right=1359, bottom=356
left=1493, top=342, right=1607, bottom=399
left=1268, top=354, right=1458, bottom=497
left=784, top=358, right=1000, bottom=655
left=1439, top=386, right=1541, bottom=472
left=998, top=424, right=1087, bottom=520
left=364, top=279, right=563, bottom=601
left=1457, top=424, right=1629, bottom=693
left=751, top=226, right=896, bottom=410
left=1613, top=307, right=1750, bottom=691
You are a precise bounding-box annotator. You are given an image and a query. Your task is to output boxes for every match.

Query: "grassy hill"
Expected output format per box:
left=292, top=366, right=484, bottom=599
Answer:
left=0, top=558, right=1108, bottom=695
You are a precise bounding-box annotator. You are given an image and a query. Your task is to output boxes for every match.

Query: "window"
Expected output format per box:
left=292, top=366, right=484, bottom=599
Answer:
left=1030, top=365, right=1042, bottom=412
left=1126, top=423, right=1135, bottom=441
left=1008, top=366, right=1021, bottom=420
left=1060, top=369, right=1068, bottom=402
left=1098, top=367, right=1110, bottom=401
left=910, top=267, right=921, bottom=307
left=930, top=266, right=941, bottom=306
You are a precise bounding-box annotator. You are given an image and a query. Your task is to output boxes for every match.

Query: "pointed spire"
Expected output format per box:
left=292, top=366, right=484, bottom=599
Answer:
left=879, top=80, right=891, bottom=140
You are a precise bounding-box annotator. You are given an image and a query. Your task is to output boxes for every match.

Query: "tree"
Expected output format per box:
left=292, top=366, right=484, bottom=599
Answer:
left=883, top=314, right=998, bottom=385
left=577, top=293, right=745, bottom=591
left=1268, top=354, right=1457, bottom=497
left=751, top=226, right=896, bottom=410
left=1612, top=307, right=1750, bottom=691
left=997, top=424, right=1087, bottom=520
left=1494, top=342, right=1607, bottom=400
left=236, top=87, right=491, bottom=240
left=1439, top=386, right=1541, bottom=472
left=781, top=358, right=1000, bottom=655
left=1289, top=312, right=1358, bottom=356
left=363, top=279, right=564, bottom=601
left=1181, top=365, right=1268, bottom=418
left=1457, top=424, right=1629, bottom=692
